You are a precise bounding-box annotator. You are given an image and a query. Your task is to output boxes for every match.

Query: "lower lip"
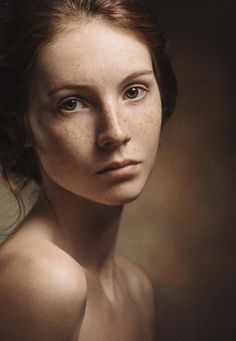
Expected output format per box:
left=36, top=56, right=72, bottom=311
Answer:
left=98, top=164, right=140, bottom=180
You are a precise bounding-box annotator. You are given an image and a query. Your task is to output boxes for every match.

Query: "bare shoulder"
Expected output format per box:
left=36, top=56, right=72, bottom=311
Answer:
left=115, top=255, right=155, bottom=302
left=115, top=255, right=156, bottom=339
left=0, top=239, right=87, bottom=341
left=115, top=255, right=155, bottom=317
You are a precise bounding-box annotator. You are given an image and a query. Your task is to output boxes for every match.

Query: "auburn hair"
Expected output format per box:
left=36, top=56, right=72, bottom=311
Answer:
left=0, top=0, right=177, bottom=187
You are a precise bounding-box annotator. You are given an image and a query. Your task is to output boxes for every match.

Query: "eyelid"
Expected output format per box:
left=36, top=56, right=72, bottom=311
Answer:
left=124, top=80, right=149, bottom=90
left=58, top=96, right=86, bottom=106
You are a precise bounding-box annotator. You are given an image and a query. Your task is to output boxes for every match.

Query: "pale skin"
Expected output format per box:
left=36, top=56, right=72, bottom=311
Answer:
left=0, top=19, right=162, bottom=340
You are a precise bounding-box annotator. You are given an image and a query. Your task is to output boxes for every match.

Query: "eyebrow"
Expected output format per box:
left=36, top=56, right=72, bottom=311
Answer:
left=47, top=69, right=154, bottom=97
left=120, top=70, right=154, bottom=87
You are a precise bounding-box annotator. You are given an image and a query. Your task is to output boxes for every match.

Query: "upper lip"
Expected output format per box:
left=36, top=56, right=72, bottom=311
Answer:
left=97, top=160, right=141, bottom=174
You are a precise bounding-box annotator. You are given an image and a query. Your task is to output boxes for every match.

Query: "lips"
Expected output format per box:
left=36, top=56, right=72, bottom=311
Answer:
left=97, top=160, right=141, bottom=174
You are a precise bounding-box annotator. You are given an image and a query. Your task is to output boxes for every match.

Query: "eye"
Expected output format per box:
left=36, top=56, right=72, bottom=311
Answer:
left=59, top=97, right=85, bottom=113
left=125, top=86, right=147, bottom=100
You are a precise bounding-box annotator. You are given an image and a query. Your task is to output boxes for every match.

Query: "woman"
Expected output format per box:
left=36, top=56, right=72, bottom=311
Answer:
left=0, top=0, right=177, bottom=340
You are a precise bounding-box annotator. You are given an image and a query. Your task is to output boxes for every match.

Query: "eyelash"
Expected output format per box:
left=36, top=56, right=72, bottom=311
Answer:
left=58, top=85, right=149, bottom=114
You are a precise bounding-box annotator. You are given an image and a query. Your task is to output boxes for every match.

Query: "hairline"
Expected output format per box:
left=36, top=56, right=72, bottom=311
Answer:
left=33, top=15, right=161, bottom=88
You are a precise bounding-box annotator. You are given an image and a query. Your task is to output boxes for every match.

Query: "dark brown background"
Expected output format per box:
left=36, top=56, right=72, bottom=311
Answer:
left=119, top=1, right=235, bottom=340
left=0, top=1, right=235, bottom=340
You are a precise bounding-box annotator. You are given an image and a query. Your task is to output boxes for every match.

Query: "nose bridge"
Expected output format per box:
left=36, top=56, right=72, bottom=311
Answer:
left=101, top=97, right=123, bottom=133
left=97, top=95, right=130, bottom=149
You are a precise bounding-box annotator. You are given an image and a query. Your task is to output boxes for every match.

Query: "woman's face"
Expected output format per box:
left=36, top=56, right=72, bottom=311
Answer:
left=28, top=20, right=162, bottom=205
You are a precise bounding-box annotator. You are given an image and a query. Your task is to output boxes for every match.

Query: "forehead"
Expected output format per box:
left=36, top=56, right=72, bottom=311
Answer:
left=34, top=20, right=153, bottom=85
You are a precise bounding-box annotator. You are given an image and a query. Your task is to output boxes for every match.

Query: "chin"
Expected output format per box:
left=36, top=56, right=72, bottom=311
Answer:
left=106, top=194, right=140, bottom=206
left=96, top=181, right=146, bottom=206
left=46, top=171, right=148, bottom=206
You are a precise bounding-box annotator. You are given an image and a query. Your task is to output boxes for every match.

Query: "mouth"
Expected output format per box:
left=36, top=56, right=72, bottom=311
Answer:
left=97, top=160, right=141, bottom=175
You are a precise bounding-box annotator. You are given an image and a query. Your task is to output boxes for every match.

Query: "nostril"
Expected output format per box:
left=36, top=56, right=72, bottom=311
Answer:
left=104, top=141, right=115, bottom=148
left=124, top=136, right=131, bottom=144
left=98, top=133, right=131, bottom=150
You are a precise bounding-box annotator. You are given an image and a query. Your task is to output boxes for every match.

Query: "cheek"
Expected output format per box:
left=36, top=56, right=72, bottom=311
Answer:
left=30, top=125, right=86, bottom=183
left=134, top=101, right=162, bottom=145
left=29, top=116, right=92, bottom=176
left=139, top=120, right=161, bottom=158
left=30, top=118, right=65, bottom=155
left=132, top=101, right=162, bottom=171
left=30, top=113, right=90, bottom=153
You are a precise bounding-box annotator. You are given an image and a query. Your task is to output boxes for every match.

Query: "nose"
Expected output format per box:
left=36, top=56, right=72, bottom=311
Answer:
left=97, top=103, right=131, bottom=150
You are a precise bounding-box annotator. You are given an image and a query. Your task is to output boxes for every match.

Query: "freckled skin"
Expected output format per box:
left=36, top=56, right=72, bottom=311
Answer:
left=0, top=20, right=161, bottom=341
left=29, top=20, right=162, bottom=206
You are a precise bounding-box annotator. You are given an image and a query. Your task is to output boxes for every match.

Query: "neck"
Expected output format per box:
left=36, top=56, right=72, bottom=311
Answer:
left=34, top=179, right=123, bottom=275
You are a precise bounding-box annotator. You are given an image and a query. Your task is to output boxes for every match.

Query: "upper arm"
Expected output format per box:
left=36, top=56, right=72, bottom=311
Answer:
left=0, top=244, right=87, bottom=341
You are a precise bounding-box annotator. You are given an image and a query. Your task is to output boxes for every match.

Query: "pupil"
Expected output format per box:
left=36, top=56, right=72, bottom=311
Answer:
left=127, top=88, right=138, bottom=98
left=64, top=100, right=76, bottom=110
